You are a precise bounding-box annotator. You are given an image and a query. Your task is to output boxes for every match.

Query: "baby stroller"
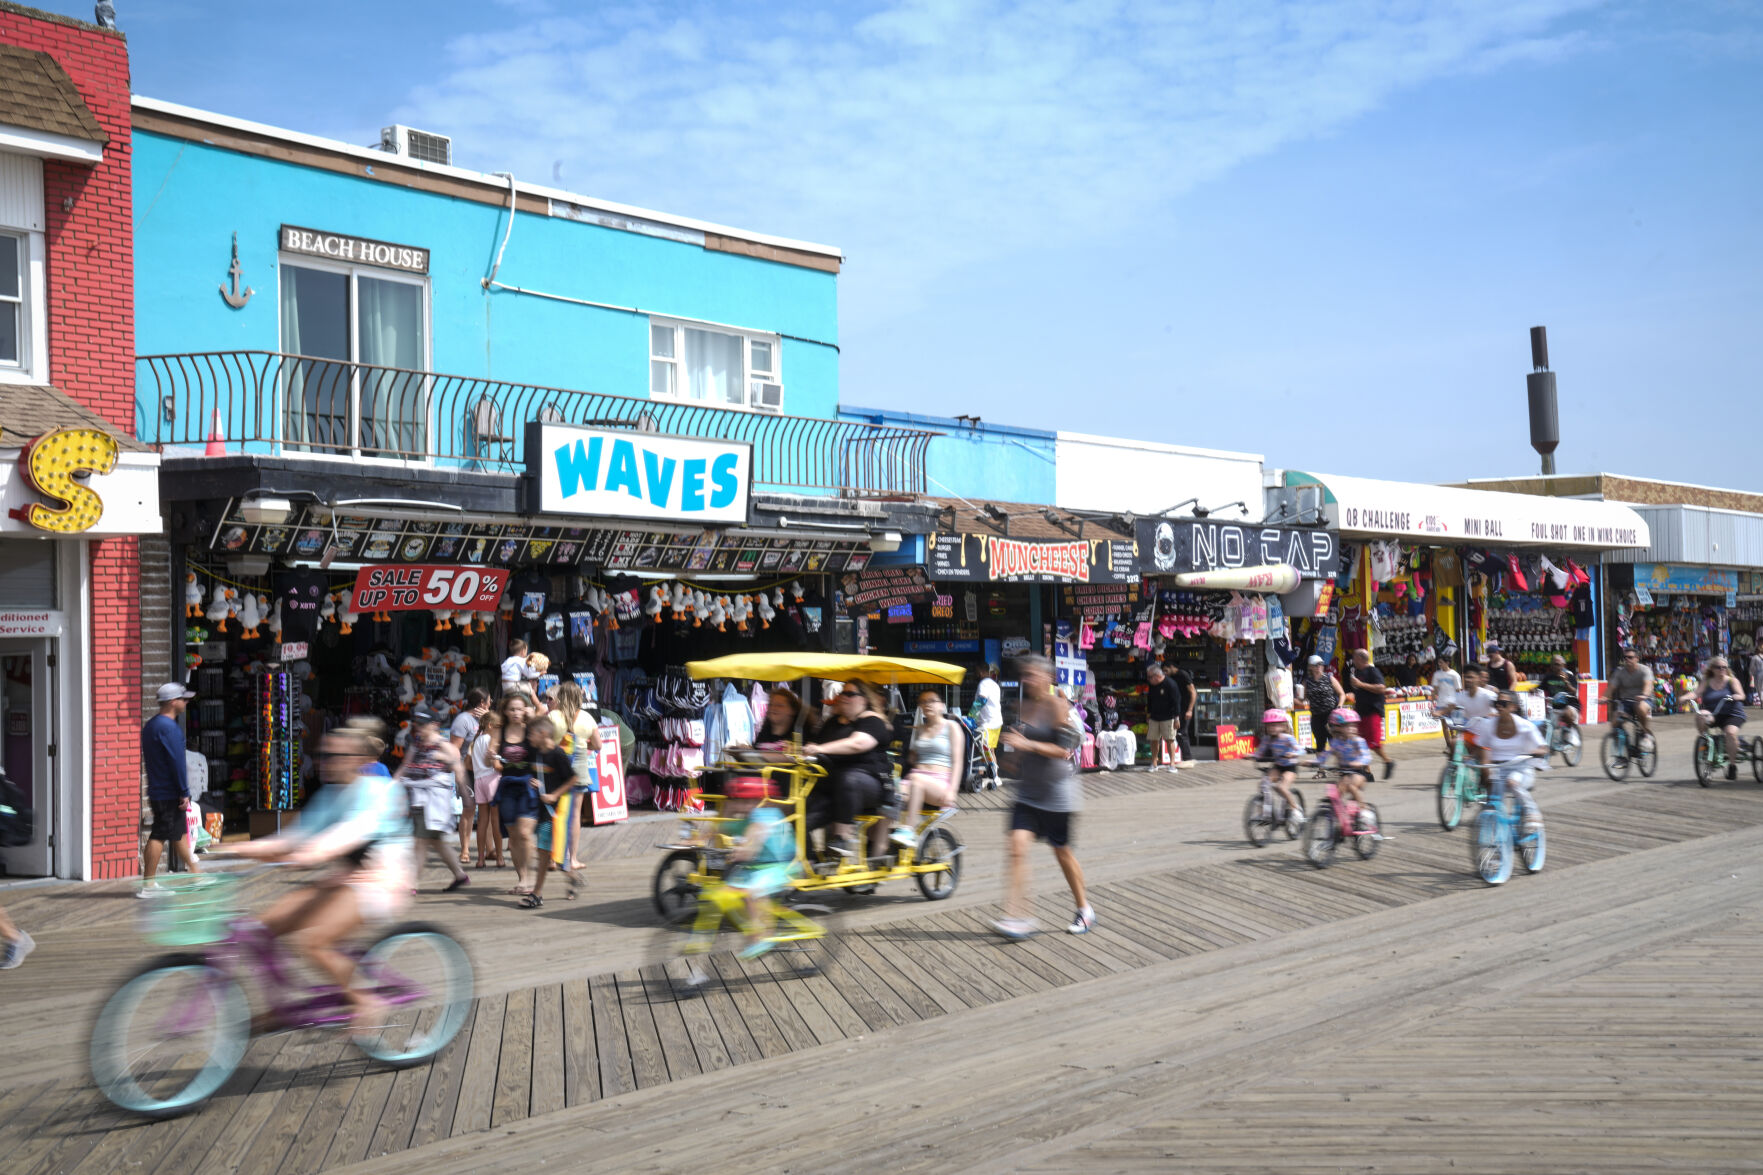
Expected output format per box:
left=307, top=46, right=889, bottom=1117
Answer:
left=956, top=713, right=1002, bottom=791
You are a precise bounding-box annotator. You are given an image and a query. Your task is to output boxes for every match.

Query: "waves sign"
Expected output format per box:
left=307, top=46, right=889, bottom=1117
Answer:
left=527, top=423, right=752, bottom=525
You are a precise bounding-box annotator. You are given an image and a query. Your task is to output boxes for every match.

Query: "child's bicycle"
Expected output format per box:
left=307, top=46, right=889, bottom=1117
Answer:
left=1436, top=715, right=1485, bottom=830
left=1299, top=768, right=1382, bottom=869
left=1470, top=759, right=1547, bottom=885
left=1242, top=765, right=1305, bottom=846
left=666, top=851, right=840, bottom=997
left=90, top=868, right=474, bottom=1118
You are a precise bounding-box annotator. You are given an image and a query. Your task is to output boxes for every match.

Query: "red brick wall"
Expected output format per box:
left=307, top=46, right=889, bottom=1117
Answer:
left=0, top=5, right=141, bottom=877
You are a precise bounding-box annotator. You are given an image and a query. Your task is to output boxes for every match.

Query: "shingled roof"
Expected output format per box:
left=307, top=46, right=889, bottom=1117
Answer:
left=0, top=43, right=109, bottom=147
left=0, top=383, right=146, bottom=451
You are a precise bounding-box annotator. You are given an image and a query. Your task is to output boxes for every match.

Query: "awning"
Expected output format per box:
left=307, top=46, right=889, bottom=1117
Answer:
left=0, top=44, right=109, bottom=164
left=1285, top=472, right=1650, bottom=551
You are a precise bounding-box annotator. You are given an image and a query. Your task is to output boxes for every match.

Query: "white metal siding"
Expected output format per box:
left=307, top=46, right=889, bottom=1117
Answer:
left=0, top=151, right=45, bottom=232
left=1603, top=505, right=1763, bottom=568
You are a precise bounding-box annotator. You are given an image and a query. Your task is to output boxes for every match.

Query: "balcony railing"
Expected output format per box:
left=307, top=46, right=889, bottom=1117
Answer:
left=136, top=351, right=935, bottom=497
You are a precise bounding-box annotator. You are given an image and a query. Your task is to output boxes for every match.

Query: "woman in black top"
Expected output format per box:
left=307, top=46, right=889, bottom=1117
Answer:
left=1302, top=656, right=1345, bottom=753
left=802, top=681, right=893, bottom=857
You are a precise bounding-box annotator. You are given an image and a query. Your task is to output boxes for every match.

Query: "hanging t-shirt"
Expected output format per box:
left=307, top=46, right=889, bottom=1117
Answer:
left=541, top=607, right=568, bottom=667
left=1568, top=586, right=1595, bottom=631
left=563, top=597, right=597, bottom=667
left=509, top=569, right=550, bottom=643
left=276, top=568, right=330, bottom=644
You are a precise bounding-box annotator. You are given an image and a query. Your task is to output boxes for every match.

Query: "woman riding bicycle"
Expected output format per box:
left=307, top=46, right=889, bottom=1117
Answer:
left=229, top=718, right=414, bottom=1030
left=1695, top=656, right=1747, bottom=780
left=1472, top=690, right=1548, bottom=832
left=801, top=682, right=895, bottom=858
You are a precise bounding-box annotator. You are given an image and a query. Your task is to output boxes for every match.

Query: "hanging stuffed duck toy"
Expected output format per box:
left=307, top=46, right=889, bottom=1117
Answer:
left=730, top=594, right=752, bottom=631
left=645, top=586, right=666, bottom=619
left=755, top=590, right=776, bottom=629
left=184, top=572, right=205, bottom=618
left=708, top=595, right=729, bottom=632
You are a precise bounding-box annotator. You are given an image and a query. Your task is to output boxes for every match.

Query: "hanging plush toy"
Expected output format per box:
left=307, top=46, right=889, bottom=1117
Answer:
left=337, top=589, right=359, bottom=635
left=432, top=608, right=454, bottom=632
left=319, top=592, right=337, bottom=628
left=789, top=579, right=806, bottom=604
left=755, top=591, right=775, bottom=628
left=267, top=598, right=284, bottom=643
left=645, top=586, right=666, bottom=618
left=692, top=590, right=712, bottom=628
left=731, top=594, right=752, bottom=631
left=184, top=573, right=205, bottom=618
left=709, top=595, right=729, bottom=632
left=237, top=592, right=263, bottom=639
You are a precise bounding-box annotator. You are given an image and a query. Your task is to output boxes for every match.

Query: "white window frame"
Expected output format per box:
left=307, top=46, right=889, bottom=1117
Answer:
left=647, top=315, right=783, bottom=412
left=0, top=228, right=48, bottom=386
left=277, top=253, right=432, bottom=463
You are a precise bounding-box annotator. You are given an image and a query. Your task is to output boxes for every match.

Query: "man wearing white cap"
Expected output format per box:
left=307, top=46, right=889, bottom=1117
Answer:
left=140, top=683, right=200, bottom=891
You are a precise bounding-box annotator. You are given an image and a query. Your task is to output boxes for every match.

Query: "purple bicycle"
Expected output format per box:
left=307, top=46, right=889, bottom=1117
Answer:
left=89, top=868, right=473, bottom=1118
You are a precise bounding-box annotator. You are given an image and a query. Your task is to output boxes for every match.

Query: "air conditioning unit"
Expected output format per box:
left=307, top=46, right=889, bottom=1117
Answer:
left=379, top=124, right=452, bottom=166
left=751, top=380, right=784, bottom=413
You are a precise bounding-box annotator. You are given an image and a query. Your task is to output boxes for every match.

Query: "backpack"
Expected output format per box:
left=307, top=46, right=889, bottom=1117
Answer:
left=0, top=771, right=33, bottom=849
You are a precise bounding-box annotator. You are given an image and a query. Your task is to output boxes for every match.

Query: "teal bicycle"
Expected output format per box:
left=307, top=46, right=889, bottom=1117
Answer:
left=1691, top=726, right=1763, bottom=787
left=1470, top=759, right=1547, bottom=886
left=1600, top=704, right=1657, bottom=781
left=1436, top=716, right=1485, bottom=830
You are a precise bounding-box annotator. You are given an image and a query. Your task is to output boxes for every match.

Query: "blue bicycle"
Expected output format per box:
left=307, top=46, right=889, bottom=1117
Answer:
left=1470, top=759, right=1547, bottom=886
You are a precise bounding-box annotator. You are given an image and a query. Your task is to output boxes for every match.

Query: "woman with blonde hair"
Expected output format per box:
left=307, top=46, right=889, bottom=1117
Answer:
left=547, top=680, right=602, bottom=872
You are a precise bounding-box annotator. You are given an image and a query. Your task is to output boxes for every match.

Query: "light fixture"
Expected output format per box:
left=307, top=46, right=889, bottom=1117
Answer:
left=226, top=554, right=272, bottom=578
left=239, top=495, right=293, bottom=525
left=869, top=531, right=903, bottom=553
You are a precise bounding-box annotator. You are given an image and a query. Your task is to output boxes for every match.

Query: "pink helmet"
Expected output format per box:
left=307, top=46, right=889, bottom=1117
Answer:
left=1329, top=707, right=1360, bottom=727
left=1261, top=708, right=1289, bottom=725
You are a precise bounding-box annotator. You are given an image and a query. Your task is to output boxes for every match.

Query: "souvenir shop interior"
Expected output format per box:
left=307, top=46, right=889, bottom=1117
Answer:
left=1605, top=565, right=1759, bottom=708
left=179, top=499, right=863, bottom=838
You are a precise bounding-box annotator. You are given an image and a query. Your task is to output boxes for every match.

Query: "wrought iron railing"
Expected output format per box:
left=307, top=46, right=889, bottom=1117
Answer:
left=135, top=351, right=935, bottom=497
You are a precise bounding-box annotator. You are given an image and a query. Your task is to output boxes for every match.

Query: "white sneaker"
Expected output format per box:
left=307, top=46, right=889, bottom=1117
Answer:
left=136, top=883, right=166, bottom=899
left=888, top=827, right=917, bottom=849
left=0, top=930, right=34, bottom=969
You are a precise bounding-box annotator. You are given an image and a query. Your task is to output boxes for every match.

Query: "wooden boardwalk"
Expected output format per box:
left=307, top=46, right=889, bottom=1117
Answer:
left=9, top=754, right=1763, bottom=1175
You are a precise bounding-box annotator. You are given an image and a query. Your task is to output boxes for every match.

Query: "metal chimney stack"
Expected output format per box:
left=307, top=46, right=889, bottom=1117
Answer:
left=1526, top=325, right=1559, bottom=476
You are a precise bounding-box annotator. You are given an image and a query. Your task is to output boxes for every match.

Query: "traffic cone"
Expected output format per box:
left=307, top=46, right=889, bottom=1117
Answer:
left=205, top=408, right=226, bottom=456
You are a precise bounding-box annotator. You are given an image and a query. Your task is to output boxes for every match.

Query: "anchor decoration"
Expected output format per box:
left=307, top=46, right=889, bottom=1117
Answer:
left=218, top=232, right=254, bottom=308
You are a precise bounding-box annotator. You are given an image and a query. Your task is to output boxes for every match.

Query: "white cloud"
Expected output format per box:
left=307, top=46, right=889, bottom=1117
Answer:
left=396, top=0, right=1605, bottom=320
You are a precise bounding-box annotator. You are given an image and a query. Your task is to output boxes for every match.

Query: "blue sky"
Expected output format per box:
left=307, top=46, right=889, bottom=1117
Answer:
left=43, top=0, right=1763, bottom=487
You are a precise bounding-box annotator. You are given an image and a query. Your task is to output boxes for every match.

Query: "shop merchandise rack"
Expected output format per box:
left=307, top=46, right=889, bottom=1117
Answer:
left=255, top=669, right=303, bottom=811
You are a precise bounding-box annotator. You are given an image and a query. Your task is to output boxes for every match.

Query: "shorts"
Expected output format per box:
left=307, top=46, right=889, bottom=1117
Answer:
left=984, top=727, right=1000, bottom=750
left=1147, top=718, right=1177, bottom=742
left=498, top=778, right=542, bottom=826
left=473, top=772, right=501, bottom=806
left=726, top=861, right=796, bottom=897
left=147, top=798, right=188, bottom=843
left=410, top=808, right=443, bottom=841
left=1009, top=802, right=1073, bottom=848
left=1708, top=703, right=1746, bottom=728
left=1358, top=713, right=1385, bottom=750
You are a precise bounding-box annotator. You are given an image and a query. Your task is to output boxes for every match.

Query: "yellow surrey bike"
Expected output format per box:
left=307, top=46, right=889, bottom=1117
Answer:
left=651, top=652, right=966, bottom=926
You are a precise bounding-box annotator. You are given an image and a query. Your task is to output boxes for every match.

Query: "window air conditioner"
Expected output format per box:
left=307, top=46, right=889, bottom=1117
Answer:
left=379, top=124, right=452, bottom=166
left=751, top=381, right=784, bottom=412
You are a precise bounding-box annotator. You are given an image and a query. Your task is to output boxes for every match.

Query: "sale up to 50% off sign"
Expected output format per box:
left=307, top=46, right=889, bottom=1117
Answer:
left=351, top=565, right=511, bottom=613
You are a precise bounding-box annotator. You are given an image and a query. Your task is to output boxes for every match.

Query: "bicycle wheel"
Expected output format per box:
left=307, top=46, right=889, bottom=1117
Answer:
left=352, top=923, right=475, bottom=1067
left=1283, top=788, right=1307, bottom=840
left=1243, top=793, right=1274, bottom=847
left=1352, top=803, right=1381, bottom=860
left=1300, top=802, right=1338, bottom=869
left=1471, top=805, right=1513, bottom=886
left=1694, top=734, right=1716, bottom=787
left=90, top=955, right=250, bottom=1118
left=1753, top=738, right=1763, bottom=784
left=1437, top=763, right=1464, bottom=830
left=915, top=827, right=961, bottom=900
left=1600, top=732, right=1631, bottom=782
left=653, top=849, right=704, bottom=926
left=1559, top=727, right=1583, bottom=768
left=1520, top=820, right=1546, bottom=873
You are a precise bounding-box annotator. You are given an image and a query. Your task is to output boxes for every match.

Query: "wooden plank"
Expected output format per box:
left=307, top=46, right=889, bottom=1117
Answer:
left=230, top=1033, right=356, bottom=1175
left=447, top=993, right=505, bottom=1139
left=938, top=906, right=1083, bottom=989
left=714, top=952, right=821, bottom=1053
left=615, top=968, right=671, bottom=1090
left=869, top=918, right=1020, bottom=1006
left=739, top=950, right=847, bottom=1047
left=530, top=984, right=566, bottom=1118
left=832, top=934, right=936, bottom=1025
left=274, top=1053, right=378, bottom=1175
left=650, top=959, right=742, bottom=1073
left=407, top=1004, right=478, bottom=1149
left=637, top=963, right=705, bottom=1083
left=319, top=1063, right=401, bottom=1169
left=843, top=926, right=973, bottom=1014
left=143, top=1033, right=299, bottom=1175
left=700, top=952, right=797, bottom=1060
left=588, top=973, right=636, bottom=1097
left=560, top=977, right=599, bottom=1107
left=490, top=986, right=536, bottom=1127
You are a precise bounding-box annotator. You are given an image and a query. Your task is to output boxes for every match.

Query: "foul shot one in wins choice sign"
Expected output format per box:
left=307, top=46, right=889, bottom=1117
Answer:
left=350, top=565, right=511, bottom=613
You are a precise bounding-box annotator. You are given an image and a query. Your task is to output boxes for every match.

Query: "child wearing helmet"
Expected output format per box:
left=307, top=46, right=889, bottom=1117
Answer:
left=1255, top=709, right=1304, bottom=819
left=721, top=776, right=801, bottom=958
left=1314, top=707, right=1375, bottom=809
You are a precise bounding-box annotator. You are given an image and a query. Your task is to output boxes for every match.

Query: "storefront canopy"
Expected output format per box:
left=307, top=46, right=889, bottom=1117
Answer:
left=686, top=652, right=968, bottom=685
left=1285, top=472, right=1650, bottom=551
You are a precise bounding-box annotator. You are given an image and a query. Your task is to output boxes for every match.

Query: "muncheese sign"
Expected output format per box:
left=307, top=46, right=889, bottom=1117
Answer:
left=526, top=423, right=752, bottom=525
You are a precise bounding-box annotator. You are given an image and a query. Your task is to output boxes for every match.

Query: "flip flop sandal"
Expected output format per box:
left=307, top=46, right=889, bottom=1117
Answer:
left=520, top=893, right=543, bottom=909
left=507, top=886, right=532, bottom=896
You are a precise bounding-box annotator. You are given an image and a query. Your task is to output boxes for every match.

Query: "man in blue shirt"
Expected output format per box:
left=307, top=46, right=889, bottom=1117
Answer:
left=140, top=683, right=200, bottom=891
